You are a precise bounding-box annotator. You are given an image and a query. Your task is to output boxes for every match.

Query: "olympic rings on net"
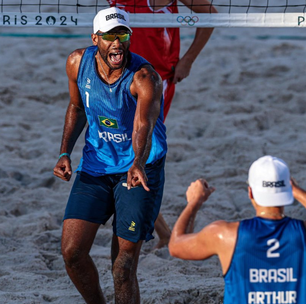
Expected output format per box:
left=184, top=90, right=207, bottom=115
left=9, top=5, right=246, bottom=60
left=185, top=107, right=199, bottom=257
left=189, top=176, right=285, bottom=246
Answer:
left=177, top=15, right=199, bottom=26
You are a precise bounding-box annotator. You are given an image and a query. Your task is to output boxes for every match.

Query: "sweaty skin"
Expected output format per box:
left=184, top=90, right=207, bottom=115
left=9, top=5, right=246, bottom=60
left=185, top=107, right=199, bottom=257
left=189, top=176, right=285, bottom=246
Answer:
left=53, top=26, right=164, bottom=304
left=54, top=27, right=163, bottom=191
left=169, top=178, right=306, bottom=274
left=169, top=179, right=238, bottom=274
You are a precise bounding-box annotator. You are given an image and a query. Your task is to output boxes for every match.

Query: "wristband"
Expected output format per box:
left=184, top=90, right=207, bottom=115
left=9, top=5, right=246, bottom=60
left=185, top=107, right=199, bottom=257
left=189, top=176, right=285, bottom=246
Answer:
left=59, top=153, right=70, bottom=160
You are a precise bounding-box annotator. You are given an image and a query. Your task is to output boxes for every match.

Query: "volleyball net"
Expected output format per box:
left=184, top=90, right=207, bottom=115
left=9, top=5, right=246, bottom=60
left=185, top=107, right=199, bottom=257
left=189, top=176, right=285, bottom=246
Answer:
left=1, top=0, right=306, bottom=28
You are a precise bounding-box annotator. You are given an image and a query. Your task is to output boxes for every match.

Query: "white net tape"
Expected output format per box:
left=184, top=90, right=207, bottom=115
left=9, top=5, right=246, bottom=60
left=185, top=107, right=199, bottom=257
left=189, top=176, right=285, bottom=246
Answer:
left=1, top=1, right=306, bottom=27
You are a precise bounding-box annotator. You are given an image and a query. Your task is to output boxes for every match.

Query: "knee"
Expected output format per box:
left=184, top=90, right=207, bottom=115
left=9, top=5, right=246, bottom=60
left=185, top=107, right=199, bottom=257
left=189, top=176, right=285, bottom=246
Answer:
left=112, top=253, right=134, bottom=284
left=61, top=243, right=85, bottom=268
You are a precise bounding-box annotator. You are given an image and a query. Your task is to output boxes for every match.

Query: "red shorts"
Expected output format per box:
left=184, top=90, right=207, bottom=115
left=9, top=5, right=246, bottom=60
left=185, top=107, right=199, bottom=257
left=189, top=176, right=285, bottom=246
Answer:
left=162, top=79, right=175, bottom=121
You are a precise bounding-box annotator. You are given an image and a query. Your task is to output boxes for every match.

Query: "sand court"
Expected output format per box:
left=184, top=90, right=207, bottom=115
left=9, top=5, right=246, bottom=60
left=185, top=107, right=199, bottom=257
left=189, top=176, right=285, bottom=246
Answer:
left=0, top=20, right=306, bottom=304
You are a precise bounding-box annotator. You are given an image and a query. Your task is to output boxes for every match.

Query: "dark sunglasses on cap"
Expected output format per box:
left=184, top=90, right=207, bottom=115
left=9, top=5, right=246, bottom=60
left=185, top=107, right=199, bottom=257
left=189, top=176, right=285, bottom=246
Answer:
left=96, top=32, right=131, bottom=42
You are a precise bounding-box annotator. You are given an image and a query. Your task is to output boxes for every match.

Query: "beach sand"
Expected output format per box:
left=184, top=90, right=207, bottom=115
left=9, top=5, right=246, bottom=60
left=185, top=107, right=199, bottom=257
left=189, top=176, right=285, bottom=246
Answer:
left=0, top=21, right=306, bottom=304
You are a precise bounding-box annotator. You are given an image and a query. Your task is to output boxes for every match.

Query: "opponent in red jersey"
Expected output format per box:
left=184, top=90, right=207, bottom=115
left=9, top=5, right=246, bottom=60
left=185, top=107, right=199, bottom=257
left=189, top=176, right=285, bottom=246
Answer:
left=108, top=0, right=217, bottom=118
left=108, top=0, right=217, bottom=248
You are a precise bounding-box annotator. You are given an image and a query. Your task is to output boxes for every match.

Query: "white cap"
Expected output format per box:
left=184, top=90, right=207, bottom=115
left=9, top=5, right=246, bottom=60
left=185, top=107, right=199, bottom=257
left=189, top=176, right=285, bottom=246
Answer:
left=93, top=7, right=132, bottom=34
left=248, top=155, right=293, bottom=207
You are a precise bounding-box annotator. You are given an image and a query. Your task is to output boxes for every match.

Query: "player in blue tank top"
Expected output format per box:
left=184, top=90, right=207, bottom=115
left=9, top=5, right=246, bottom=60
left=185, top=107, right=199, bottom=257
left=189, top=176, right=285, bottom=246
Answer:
left=169, top=156, right=306, bottom=304
left=75, top=46, right=166, bottom=176
left=53, top=7, right=167, bottom=304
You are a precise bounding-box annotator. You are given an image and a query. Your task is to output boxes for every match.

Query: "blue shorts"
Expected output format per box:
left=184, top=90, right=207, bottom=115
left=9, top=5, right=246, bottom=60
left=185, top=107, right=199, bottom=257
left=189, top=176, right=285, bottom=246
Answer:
left=64, top=156, right=165, bottom=243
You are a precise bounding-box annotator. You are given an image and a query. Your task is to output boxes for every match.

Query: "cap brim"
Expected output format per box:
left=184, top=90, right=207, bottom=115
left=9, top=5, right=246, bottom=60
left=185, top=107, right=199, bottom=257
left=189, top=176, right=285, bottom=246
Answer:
left=100, top=23, right=132, bottom=34
left=253, top=190, right=294, bottom=207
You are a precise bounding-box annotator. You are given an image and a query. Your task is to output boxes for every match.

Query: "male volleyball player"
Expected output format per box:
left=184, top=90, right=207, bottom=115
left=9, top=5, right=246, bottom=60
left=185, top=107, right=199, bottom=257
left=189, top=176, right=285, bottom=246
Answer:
left=108, top=0, right=217, bottom=248
left=53, top=7, right=167, bottom=304
left=169, top=155, right=306, bottom=303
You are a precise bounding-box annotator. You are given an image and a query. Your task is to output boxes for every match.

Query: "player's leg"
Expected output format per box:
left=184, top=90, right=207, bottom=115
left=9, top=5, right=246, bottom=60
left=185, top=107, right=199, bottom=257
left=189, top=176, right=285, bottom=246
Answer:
left=111, top=235, right=143, bottom=304
left=154, top=212, right=171, bottom=249
left=61, top=172, right=115, bottom=304
left=62, top=219, right=105, bottom=304
left=152, top=79, right=175, bottom=248
left=112, top=157, right=166, bottom=302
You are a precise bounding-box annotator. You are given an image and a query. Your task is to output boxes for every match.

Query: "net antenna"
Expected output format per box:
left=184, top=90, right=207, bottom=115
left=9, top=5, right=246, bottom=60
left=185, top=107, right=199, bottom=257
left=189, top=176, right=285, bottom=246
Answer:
left=1, top=0, right=306, bottom=28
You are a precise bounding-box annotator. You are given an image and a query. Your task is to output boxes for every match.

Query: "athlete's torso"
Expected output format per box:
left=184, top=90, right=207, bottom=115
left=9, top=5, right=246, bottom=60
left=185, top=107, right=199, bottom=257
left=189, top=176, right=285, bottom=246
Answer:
left=76, top=45, right=167, bottom=176
left=224, top=217, right=306, bottom=304
left=108, top=0, right=180, bottom=80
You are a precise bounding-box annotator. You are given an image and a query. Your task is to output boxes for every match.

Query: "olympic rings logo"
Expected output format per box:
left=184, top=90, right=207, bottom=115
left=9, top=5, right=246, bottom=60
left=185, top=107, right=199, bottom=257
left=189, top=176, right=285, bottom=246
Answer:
left=177, top=16, right=199, bottom=26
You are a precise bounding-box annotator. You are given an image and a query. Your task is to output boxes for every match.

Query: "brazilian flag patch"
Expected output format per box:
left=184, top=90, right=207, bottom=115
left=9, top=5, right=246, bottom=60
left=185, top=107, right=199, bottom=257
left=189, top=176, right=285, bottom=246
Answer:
left=98, top=116, right=119, bottom=129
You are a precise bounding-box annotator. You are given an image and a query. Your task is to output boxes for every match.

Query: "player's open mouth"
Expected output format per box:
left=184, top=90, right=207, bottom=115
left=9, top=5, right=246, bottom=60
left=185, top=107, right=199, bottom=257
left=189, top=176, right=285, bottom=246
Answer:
left=109, top=51, right=123, bottom=65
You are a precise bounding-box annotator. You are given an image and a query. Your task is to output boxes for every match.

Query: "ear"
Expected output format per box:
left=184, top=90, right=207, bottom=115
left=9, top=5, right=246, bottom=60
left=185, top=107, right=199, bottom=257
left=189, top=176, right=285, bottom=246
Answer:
left=92, top=33, right=98, bottom=46
left=248, top=186, right=254, bottom=200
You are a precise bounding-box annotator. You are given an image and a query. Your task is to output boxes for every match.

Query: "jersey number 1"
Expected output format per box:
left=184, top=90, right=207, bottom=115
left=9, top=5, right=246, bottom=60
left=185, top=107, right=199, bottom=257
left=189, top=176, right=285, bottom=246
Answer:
left=85, top=91, right=90, bottom=108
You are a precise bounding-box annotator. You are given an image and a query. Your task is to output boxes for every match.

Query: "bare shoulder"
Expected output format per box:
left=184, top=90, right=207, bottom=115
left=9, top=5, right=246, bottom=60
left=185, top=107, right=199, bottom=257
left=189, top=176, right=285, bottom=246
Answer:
left=67, top=48, right=86, bottom=65
left=131, top=64, right=162, bottom=96
left=207, top=220, right=239, bottom=229
left=66, top=48, right=86, bottom=80
left=134, top=64, right=161, bottom=84
left=200, top=220, right=239, bottom=261
left=202, top=220, right=239, bottom=239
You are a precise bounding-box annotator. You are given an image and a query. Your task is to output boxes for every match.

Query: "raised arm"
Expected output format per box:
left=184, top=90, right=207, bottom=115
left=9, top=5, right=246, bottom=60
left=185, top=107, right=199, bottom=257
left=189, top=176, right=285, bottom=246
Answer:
left=169, top=179, right=216, bottom=258
left=127, top=65, right=163, bottom=190
left=173, top=0, right=217, bottom=84
left=53, top=49, right=87, bottom=182
left=169, top=179, right=238, bottom=274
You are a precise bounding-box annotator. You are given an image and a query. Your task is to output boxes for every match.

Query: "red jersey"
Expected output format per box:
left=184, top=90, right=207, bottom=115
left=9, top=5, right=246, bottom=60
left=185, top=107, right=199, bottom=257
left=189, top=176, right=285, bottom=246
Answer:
left=108, top=0, right=180, bottom=80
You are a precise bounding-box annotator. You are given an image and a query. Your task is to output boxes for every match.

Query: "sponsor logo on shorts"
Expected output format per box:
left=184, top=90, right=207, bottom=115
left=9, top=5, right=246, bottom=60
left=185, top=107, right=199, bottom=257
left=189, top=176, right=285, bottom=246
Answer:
left=262, top=180, right=285, bottom=188
left=99, top=116, right=119, bottom=129
left=106, top=13, right=126, bottom=22
left=128, top=221, right=136, bottom=232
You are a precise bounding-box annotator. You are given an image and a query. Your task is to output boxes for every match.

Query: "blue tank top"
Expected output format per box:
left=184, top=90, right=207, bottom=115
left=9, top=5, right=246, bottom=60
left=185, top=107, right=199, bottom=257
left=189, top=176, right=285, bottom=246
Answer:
left=224, top=217, right=306, bottom=304
left=76, top=46, right=167, bottom=176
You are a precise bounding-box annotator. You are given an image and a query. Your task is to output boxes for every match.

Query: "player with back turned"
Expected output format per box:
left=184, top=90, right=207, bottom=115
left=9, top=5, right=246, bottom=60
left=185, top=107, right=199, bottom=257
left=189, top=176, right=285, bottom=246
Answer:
left=169, top=155, right=306, bottom=304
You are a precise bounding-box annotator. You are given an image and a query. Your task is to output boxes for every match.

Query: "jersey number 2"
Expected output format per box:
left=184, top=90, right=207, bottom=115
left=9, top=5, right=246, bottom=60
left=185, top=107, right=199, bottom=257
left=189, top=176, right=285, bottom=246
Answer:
left=267, top=239, right=280, bottom=258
